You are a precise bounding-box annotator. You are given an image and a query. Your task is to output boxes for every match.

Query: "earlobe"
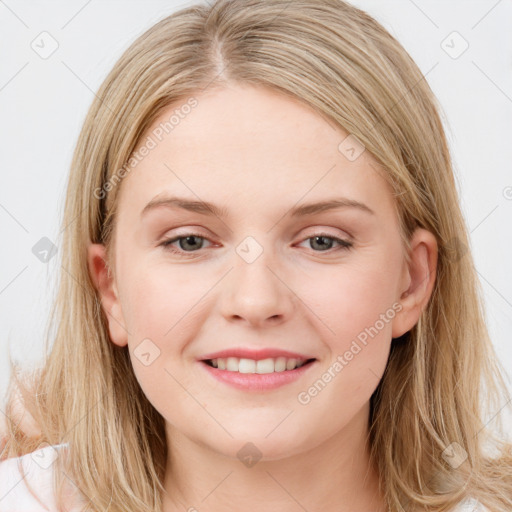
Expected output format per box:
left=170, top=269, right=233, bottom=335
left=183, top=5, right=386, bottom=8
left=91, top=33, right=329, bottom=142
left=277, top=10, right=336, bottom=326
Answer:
left=391, top=229, right=438, bottom=339
left=87, top=243, right=128, bottom=347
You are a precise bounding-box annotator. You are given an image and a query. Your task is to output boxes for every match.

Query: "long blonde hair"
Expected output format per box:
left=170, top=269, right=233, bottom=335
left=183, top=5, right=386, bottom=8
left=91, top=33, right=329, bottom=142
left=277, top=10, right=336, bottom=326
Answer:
left=3, top=0, right=511, bottom=510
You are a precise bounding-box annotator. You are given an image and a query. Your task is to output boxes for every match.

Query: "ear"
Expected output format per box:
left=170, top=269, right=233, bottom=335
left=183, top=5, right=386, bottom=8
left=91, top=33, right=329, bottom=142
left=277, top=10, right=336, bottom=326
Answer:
left=87, top=243, right=128, bottom=347
left=392, top=228, right=438, bottom=338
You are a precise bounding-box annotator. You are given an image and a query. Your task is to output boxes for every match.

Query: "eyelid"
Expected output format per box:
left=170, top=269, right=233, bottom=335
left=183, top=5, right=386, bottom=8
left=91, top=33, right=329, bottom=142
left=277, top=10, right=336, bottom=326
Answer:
left=299, top=225, right=352, bottom=240
left=159, top=226, right=212, bottom=243
left=159, top=227, right=349, bottom=244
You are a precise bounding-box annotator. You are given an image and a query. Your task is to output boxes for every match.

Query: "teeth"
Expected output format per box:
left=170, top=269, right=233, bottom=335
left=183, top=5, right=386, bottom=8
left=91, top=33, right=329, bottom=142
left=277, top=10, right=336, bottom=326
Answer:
left=286, top=358, right=297, bottom=370
left=256, top=358, right=274, bottom=374
left=239, top=358, right=256, bottom=373
left=274, top=357, right=287, bottom=372
left=207, top=356, right=309, bottom=374
left=227, top=357, right=239, bottom=372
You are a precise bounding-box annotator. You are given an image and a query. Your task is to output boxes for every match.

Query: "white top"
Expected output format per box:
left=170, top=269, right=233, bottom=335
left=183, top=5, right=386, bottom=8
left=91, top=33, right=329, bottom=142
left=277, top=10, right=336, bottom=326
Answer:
left=454, top=498, right=490, bottom=511
left=0, top=443, right=491, bottom=511
left=0, top=443, right=86, bottom=511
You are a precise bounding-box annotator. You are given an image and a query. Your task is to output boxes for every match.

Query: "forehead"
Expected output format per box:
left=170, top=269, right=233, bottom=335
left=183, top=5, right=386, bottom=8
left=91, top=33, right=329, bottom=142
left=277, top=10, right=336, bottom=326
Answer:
left=116, top=83, right=394, bottom=221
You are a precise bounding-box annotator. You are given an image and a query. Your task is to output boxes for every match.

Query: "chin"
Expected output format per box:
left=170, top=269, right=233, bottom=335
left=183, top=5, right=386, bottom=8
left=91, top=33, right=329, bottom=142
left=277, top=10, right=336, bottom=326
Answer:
left=208, top=430, right=308, bottom=463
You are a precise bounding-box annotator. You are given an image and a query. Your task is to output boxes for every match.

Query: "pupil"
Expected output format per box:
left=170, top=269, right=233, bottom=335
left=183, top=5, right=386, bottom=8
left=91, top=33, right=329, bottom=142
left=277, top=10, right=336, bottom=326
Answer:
left=312, top=236, right=332, bottom=251
left=181, top=236, right=202, bottom=251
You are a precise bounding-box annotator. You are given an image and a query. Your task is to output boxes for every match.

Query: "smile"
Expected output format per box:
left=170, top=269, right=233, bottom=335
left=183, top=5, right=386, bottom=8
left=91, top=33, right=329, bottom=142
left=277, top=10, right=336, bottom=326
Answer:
left=199, top=357, right=317, bottom=391
left=204, top=356, right=315, bottom=374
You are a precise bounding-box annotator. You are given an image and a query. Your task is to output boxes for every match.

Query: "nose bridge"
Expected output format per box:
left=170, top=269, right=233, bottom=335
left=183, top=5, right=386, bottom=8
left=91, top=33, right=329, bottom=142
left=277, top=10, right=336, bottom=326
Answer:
left=219, top=235, right=293, bottom=326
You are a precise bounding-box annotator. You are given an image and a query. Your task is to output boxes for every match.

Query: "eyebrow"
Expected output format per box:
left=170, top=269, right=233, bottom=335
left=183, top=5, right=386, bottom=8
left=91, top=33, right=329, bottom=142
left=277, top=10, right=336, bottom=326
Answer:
left=141, top=195, right=375, bottom=219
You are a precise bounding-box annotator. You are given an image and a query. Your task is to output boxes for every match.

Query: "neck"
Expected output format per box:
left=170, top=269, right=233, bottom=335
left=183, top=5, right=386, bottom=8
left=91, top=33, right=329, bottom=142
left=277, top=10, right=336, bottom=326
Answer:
left=162, top=403, right=386, bottom=512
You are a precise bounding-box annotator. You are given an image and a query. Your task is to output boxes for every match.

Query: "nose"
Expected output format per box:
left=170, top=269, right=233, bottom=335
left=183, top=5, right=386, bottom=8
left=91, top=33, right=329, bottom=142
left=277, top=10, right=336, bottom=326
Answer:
left=218, top=244, right=295, bottom=328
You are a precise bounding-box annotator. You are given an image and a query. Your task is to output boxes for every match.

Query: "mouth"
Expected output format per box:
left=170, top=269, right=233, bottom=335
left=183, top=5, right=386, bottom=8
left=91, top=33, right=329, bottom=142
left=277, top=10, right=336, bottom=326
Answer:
left=201, top=357, right=317, bottom=374
left=199, top=356, right=317, bottom=391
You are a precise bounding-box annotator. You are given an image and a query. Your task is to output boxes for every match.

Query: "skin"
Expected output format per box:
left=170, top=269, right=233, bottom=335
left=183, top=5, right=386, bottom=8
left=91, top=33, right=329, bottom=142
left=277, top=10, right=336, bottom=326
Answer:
left=88, top=83, right=437, bottom=512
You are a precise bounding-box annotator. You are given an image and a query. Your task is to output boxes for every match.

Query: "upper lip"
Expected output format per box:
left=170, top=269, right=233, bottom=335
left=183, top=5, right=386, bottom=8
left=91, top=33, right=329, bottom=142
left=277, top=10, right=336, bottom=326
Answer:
left=199, top=348, right=316, bottom=362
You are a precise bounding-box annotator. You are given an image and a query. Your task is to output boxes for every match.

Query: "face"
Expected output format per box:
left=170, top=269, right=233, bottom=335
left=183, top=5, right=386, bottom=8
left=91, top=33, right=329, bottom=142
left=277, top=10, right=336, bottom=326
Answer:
left=89, top=83, right=436, bottom=461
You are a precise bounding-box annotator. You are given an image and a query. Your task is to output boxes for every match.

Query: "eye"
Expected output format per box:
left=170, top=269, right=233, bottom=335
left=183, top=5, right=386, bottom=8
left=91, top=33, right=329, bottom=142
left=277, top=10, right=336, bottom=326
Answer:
left=297, top=233, right=353, bottom=252
left=160, top=233, right=212, bottom=255
left=159, top=231, right=353, bottom=257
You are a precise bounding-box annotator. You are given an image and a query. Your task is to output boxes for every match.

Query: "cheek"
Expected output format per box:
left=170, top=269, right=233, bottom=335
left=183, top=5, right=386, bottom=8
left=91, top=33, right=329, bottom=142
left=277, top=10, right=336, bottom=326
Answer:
left=299, top=249, right=401, bottom=356
left=120, top=262, right=207, bottom=340
left=118, top=265, right=205, bottom=410
left=295, top=255, right=401, bottom=417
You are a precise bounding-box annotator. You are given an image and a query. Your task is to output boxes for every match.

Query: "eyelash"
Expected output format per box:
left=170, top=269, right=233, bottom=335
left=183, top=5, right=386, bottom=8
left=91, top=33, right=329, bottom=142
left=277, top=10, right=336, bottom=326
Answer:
left=159, top=232, right=353, bottom=257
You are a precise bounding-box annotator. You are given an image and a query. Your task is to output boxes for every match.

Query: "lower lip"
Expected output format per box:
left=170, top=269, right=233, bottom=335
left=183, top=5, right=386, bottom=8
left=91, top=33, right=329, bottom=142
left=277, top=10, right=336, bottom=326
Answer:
left=198, top=360, right=316, bottom=391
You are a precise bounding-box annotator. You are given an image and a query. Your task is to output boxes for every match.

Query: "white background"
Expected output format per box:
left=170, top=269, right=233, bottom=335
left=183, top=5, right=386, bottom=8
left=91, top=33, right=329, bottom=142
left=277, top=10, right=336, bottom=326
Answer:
left=1, top=0, right=511, bottom=433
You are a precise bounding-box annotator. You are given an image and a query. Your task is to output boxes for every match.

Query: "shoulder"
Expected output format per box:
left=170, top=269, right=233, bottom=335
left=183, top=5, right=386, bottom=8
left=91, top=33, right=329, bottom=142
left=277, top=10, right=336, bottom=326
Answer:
left=452, top=497, right=490, bottom=511
left=0, top=442, right=86, bottom=512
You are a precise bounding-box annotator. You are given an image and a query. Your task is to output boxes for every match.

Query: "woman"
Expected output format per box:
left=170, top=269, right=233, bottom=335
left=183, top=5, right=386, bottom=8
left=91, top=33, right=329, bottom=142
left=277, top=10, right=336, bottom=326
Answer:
left=1, top=0, right=511, bottom=510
